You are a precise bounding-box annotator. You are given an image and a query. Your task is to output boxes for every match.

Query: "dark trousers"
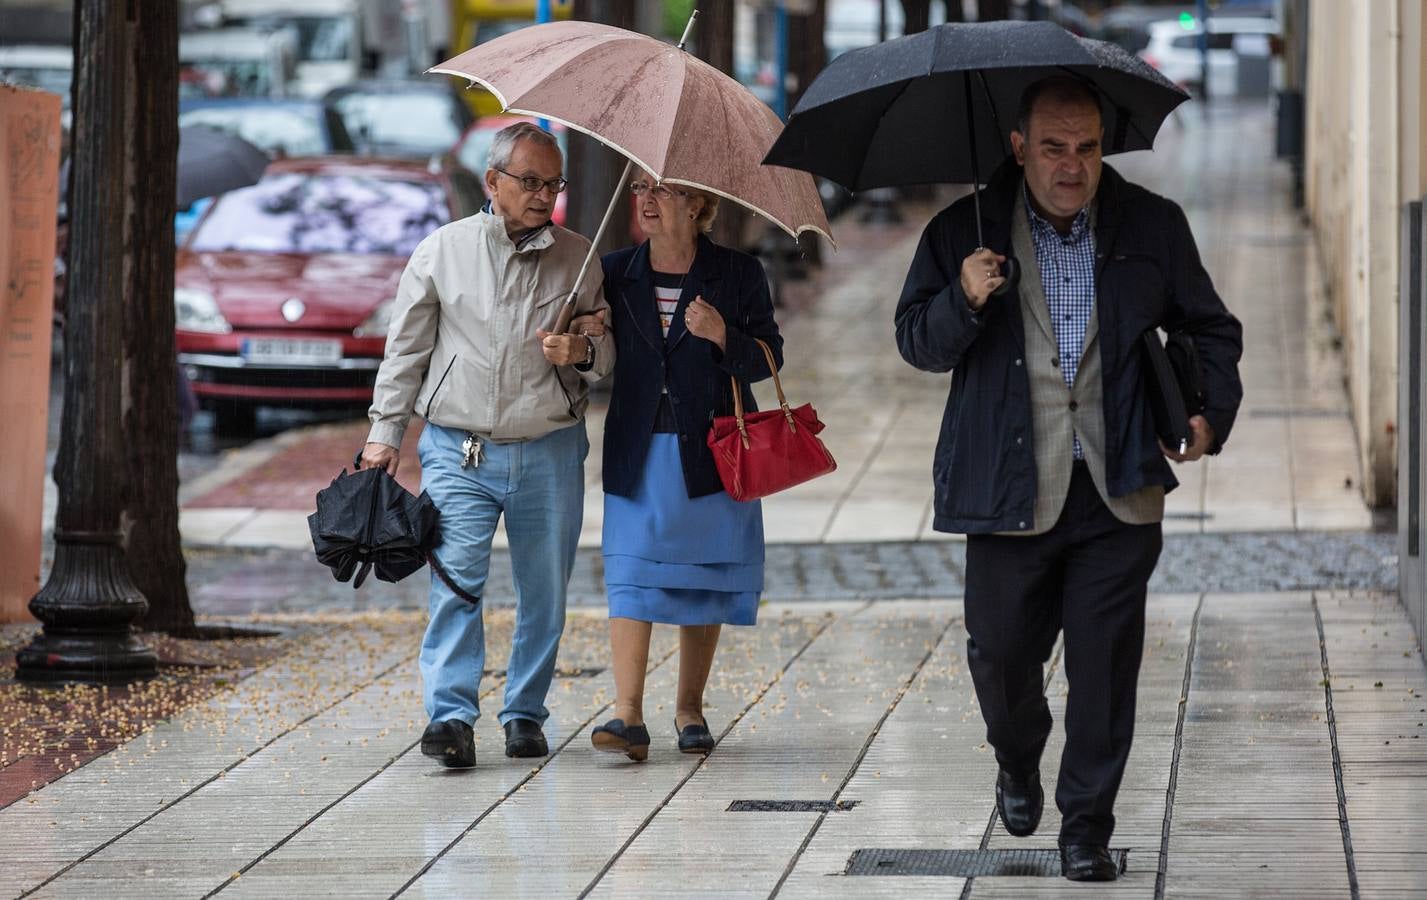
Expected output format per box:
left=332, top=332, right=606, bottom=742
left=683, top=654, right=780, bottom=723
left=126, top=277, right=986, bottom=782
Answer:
left=964, top=462, right=1163, bottom=845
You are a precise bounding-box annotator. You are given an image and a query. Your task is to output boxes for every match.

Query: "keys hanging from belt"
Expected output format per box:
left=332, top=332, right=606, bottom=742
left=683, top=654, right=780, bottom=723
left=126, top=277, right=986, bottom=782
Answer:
left=461, top=433, right=482, bottom=470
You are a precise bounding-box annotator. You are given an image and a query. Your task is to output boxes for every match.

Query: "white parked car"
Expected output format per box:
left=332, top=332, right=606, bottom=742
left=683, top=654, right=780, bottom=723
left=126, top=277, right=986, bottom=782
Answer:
left=1139, top=17, right=1279, bottom=97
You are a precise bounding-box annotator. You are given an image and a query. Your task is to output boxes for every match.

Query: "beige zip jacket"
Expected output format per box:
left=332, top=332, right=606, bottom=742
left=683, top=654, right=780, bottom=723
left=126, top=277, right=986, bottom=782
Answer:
left=367, top=210, right=614, bottom=448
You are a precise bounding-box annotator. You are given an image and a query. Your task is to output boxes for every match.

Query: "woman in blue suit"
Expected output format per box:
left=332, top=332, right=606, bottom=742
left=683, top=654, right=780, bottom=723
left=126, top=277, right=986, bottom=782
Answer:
left=574, top=177, right=782, bottom=761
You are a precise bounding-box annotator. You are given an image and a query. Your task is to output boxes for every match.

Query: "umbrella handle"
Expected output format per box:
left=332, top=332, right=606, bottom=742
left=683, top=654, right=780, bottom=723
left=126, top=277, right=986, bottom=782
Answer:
left=555, top=158, right=635, bottom=335
left=352, top=449, right=364, bottom=470
left=991, top=255, right=1020, bottom=298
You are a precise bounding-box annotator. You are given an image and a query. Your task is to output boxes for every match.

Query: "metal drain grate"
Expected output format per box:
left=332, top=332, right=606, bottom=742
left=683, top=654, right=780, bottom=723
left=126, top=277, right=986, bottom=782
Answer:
left=844, top=848, right=1128, bottom=878
left=482, top=667, right=605, bottom=679
left=726, top=800, right=857, bottom=813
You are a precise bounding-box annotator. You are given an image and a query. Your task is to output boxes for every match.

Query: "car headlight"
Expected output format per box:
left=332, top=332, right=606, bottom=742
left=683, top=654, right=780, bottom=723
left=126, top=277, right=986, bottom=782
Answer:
left=354, top=299, right=394, bottom=338
left=174, top=288, right=230, bottom=334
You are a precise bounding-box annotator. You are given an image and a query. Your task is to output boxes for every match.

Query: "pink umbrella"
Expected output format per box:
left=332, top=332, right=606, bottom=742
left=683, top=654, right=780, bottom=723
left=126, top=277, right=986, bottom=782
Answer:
left=430, top=16, right=833, bottom=326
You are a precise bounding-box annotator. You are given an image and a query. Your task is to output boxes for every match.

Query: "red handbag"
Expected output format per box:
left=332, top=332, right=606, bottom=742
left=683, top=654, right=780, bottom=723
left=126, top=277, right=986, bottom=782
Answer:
left=706, top=338, right=837, bottom=501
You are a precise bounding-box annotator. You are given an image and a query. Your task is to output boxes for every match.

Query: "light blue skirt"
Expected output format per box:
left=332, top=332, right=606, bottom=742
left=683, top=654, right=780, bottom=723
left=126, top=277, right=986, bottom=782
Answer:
left=603, top=434, right=764, bottom=626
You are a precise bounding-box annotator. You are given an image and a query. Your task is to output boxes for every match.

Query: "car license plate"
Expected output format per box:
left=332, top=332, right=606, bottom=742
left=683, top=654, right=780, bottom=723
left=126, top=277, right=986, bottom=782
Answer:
left=240, top=338, right=342, bottom=366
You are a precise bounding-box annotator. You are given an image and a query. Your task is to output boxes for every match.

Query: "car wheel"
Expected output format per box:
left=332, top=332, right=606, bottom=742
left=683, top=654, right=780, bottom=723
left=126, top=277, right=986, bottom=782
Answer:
left=212, top=400, right=258, bottom=437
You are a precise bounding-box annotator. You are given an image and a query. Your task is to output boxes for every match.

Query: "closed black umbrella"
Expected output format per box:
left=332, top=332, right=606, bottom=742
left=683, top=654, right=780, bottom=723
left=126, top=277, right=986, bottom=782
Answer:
left=764, top=21, right=1189, bottom=291
left=308, top=456, right=440, bottom=590
left=176, top=124, right=269, bottom=209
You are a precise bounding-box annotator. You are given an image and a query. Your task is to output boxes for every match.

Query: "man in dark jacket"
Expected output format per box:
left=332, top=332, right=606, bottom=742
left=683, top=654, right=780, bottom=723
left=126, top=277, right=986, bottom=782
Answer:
left=894, top=77, right=1242, bottom=882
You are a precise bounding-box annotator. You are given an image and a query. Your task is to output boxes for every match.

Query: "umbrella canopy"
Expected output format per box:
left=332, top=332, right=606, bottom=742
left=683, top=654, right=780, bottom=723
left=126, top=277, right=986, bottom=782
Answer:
left=763, top=20, right=1189, bottom=192
left=430, top=20, right=831, bottom=243
left=308, top=462, right=440, bottom=590
left=177, top=124, right=269, bottom=209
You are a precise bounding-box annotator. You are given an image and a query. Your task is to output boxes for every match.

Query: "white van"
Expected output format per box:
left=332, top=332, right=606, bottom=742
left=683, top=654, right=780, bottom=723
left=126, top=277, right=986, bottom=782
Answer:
left=218, top=0, right=361, bottom=99
left=179, top=28, right=297, bottom=99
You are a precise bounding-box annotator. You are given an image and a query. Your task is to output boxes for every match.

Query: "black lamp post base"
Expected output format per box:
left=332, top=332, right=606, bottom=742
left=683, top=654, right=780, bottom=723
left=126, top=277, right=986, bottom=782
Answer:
left=14, top=631, right=158, bottom=685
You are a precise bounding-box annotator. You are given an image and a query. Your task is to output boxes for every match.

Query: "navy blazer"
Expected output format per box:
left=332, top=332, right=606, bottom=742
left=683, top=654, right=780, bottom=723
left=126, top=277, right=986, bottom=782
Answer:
left=894, top=160, right=1244, bottom=534
left=601, top=235, right=784, bottom=499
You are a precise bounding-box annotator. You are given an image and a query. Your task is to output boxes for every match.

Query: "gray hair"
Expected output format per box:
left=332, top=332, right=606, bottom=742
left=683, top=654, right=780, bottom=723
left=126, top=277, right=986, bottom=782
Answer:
left=487, top=122, right=560, bottom=171
left=1015, top=76, right=1103, bottom=137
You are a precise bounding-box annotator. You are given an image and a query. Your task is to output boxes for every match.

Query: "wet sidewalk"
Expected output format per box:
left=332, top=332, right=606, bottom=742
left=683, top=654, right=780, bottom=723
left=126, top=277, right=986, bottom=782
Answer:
left=3, top=590, right=1424, bottom=898
left=10, top=97, right=1418, bottom=898
left=151, top=98, right=1372, bottom=554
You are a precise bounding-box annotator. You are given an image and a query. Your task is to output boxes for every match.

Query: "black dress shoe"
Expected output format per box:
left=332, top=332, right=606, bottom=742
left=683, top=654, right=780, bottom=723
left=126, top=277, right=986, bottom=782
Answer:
left=421, top=719, right=476, bottom=769
left=1059, top=843, right=1120, bottom=881
left=995, top=768, right=1043, bottom=837
left=503, top=718, right=549, bottom=758
left=590, top=718, right=651, bottom=761
left=675, top=717, right=715, bottom=754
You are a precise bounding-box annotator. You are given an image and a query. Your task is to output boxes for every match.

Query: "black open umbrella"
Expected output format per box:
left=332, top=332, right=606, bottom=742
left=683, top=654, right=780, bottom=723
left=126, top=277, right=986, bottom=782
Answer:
left=176, top=124, right=269, bottom=209
left=764, top=20, right=1189, bottom=292
left=308, top=456, right=440, bottom=590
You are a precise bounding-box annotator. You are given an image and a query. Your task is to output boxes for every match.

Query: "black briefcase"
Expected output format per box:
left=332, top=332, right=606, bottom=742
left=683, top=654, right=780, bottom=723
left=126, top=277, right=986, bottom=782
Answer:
left=1141, top=330, right=1206, bottom=454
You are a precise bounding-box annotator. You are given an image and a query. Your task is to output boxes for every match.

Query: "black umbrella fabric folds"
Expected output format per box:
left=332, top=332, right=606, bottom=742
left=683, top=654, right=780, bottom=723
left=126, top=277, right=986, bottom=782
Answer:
left=308, top=461, right=440, bottom=590
left=763, top=21, right=1189, bottom=192
left=176, top=124, right=270, bottom=209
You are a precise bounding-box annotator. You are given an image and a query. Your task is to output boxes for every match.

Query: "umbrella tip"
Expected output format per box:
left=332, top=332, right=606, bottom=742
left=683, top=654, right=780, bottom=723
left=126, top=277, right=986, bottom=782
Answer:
left=677, top=10, right=698, bottom=51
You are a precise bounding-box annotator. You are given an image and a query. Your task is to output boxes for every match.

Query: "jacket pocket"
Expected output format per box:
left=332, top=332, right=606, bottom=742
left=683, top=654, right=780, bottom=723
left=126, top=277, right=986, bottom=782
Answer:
left=423, top=355, right=485, bottom=426
left=419, top=353, right=457, bottom=420
left=535, top=289, right=574, bottom=333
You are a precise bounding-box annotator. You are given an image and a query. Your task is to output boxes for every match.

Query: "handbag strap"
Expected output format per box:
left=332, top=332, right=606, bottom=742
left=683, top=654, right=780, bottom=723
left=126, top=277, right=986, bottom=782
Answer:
left=728, top=338, right=794, bottom=449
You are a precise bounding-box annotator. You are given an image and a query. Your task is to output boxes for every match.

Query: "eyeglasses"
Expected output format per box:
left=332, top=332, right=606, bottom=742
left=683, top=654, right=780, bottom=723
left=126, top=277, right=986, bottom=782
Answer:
left=494, top=168, right=568, bottom=194
left=629, top=181, right=689, bottom=200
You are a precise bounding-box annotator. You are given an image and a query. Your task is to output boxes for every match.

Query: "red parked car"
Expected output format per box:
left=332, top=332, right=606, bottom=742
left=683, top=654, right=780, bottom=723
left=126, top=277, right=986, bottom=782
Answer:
left=175, top=156, right=487, bottom=433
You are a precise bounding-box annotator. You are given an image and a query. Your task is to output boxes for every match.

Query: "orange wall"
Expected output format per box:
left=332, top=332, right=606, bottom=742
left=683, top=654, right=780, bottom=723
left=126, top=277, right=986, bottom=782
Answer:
left=0, top=86, right=61, bottom=622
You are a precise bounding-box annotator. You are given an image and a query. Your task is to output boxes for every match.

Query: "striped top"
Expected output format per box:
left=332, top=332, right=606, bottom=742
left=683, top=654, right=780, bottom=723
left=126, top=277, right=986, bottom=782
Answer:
left=653, top=270, right=685, bottom=338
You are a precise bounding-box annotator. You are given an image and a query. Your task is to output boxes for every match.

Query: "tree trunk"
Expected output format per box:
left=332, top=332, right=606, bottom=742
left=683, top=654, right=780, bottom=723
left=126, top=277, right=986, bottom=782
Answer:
left=789, top=0, right=827, bottom=267
left=688, top=0, right=749, bottom=251
left=121, top=0, right=192, bottom=635
left=900, top=0, right=931, bottom=35
left=977, top=0, right=1012, bottom=21
left=566, top=0, right=635, bottom=257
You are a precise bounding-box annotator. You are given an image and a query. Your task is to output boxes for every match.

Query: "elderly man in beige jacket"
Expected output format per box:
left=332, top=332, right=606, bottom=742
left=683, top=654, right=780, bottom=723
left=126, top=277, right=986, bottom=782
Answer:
left=359, top=122, right=613, bottom=769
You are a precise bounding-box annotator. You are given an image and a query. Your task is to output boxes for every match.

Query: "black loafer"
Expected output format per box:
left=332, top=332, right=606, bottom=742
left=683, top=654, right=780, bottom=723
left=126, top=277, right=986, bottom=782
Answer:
left=995, top=768, right=1043, bottom=837
left=503, top=718, right=549, bottom=758
left=1059, top=843, right=1120, bottom=881
left=590, top=718, right=651, bottom=761
left=675, top=717, right=715, bottom=754
left=421, top=719, right=476, bottom=769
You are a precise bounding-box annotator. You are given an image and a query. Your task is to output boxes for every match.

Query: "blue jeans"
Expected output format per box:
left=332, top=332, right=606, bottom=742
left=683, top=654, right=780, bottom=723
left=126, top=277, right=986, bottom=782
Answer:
left=417, top=420, right=587, bottom=727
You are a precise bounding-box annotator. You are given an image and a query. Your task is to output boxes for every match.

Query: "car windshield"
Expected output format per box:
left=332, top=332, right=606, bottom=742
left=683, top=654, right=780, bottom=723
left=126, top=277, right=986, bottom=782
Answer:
left=190, top=172, right=448, bottom=256
left=473, top=20, right=531, bottom=46
left=180, top=60, right=273, bottom=98
left=179, top=106, right=328, bottom=156
left=333, top=92, right=464, bottom=156
left=233, top=16, right=354, bottom=63
left=458, top=124, right=568, bottom=175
